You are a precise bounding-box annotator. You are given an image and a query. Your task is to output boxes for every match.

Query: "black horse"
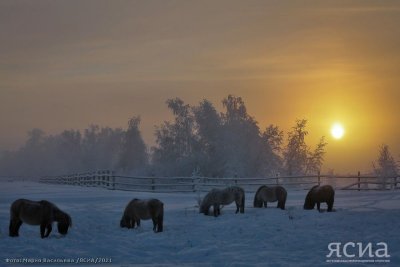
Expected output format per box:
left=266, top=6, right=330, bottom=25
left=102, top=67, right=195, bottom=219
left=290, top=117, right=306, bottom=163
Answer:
left=120, top=198, right=164, bottom=233
left=304, top=185, right=335, bottom=212
left=9, top=199, right=72, bottom=238
left=253, top=185, right=287, bottom=210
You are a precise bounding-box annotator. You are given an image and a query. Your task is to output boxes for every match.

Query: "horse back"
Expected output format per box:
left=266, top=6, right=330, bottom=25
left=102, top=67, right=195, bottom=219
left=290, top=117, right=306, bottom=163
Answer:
left=11, top=199, right=52, bottom=225
left=127, top=199, right=163, bottom=220
left=263, top=186, right=278, bottom=201
left=314, top=185, right=335, bottom=202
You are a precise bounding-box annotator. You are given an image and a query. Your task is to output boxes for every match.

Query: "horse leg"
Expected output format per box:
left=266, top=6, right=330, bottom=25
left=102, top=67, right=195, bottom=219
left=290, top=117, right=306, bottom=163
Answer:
left=157, top=213, right=163, bottom=232
left=235, top=202, right=239, bottom=213
left=152, top=218, right=157, bottom=232
left=9, top=219, right=22, bottom=237
left=327, top=199, right=334, bottom=212
left=280, top=201, right=286, bottom=210
left=240, top=197, right=245, bottom=213
left=317, top=202, right=321, bottom=212
left=152, top=213, right=163, bottom=233
left=44, top=224, right=52, bottom=237
left=213, top=204, right=219, bottom=217
left=40, top=223, right=47, bottom=238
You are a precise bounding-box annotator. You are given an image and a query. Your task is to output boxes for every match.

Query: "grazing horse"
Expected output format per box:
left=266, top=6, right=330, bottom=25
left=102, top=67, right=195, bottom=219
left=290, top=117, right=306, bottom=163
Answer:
left=9, top=199, right=72, bottom=238
left=253, top=185, right=287, bottom=210
left=120, top=198, right=164, bottom=233
left=304, top=185, right=335, bottom=212
left=199, top=186, right=245, bottom=217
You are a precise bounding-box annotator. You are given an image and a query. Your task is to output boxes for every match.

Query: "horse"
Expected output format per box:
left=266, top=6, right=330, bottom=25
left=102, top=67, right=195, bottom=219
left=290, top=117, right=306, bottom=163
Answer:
left=303, top=185, right=335, bottom=212
left=120, top=198, right=164, bottom=233
left=253, top=185, right=287, bottom=210
left=9, top=199, right=72, bottom=238
left=199, top=186, right=245, bottom=217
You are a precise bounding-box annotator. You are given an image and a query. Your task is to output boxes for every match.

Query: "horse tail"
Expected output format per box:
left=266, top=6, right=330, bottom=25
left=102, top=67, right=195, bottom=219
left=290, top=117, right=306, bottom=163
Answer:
left=157, top=203, right=164, bottom=232
left=253, top=186, right=266, bottom=207
left=327, top=185, right=335, bottom=212
left=278, top=186, right=287, bottom=210
left=241, top=189, right=245, bottom=213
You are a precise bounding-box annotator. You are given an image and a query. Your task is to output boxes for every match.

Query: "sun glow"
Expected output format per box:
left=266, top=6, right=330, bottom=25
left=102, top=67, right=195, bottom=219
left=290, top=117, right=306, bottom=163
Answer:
left=331, top=123, right=345, bottom=139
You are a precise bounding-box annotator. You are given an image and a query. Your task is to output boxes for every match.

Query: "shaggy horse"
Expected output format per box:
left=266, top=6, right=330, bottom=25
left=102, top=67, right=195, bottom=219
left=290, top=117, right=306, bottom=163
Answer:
left=9, top=199, right=72, bottom=238
left=304, top=185, right=335, bottom=212
left=199, top=186, right=245, bottom=217
left=120, top=198, right=164, bottom=233
left=253, top=185, right=287, bottom=210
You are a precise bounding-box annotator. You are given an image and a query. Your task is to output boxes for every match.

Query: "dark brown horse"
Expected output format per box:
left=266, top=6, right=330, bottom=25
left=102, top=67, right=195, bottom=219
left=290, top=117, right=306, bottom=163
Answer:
left=120, top=198, right=164, bottom=232
left=253, top=185, right=287, bottom=210
left=9, top=199, right=72, bottom=238
left=304, top=185, right=335, bottom=212
left=199, top=186, right=245, bottom=217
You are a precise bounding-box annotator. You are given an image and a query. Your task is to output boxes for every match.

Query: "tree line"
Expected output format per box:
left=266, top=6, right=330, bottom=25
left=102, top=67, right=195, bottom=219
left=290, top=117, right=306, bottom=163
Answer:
left=0, top=94, right=359, bottom=179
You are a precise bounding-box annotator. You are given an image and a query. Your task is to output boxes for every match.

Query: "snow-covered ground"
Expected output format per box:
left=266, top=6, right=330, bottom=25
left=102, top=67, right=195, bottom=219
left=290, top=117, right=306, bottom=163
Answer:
left=0, top=182, right=399, bottom=267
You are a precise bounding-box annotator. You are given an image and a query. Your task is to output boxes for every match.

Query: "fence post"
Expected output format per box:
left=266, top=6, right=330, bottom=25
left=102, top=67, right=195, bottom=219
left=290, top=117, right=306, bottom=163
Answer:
left=276, top=174, right=279, bottom=185
left=318, top=171, right=321, bottom=186
left=111, top=171, right=115, bottom=190
left=152, top=177, right=155, bottom=191
left=358, top=171, right=361, bottom=191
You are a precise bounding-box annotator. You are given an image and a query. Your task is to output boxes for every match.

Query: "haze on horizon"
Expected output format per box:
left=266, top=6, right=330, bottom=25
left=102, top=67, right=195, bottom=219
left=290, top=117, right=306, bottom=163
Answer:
left=1, top=0, right=399, bottom=174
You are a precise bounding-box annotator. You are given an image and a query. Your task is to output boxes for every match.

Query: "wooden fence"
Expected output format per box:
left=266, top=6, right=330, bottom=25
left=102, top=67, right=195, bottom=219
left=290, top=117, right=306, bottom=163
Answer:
left=39, top=170, right=400, bottom=193
left=40, top=170, right=116, bottom=190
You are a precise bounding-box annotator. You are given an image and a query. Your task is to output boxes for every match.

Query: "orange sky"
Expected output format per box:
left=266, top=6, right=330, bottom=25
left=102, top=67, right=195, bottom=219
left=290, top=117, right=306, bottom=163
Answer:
left=1, top=1, right=399, bottom=173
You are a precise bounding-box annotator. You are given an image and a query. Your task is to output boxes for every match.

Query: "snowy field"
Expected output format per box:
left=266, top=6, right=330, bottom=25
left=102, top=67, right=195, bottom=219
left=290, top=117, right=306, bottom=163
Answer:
left=0, top=182, right=399, bottom=267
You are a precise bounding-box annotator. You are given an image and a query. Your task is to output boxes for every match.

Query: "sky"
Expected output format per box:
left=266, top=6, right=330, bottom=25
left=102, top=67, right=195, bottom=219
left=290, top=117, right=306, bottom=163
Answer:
left=1, top=0, right=399, bottom=174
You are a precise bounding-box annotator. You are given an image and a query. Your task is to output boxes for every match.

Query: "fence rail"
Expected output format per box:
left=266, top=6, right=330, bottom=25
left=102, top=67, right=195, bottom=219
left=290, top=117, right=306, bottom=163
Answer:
left=39, top=170, right=400, bottom=193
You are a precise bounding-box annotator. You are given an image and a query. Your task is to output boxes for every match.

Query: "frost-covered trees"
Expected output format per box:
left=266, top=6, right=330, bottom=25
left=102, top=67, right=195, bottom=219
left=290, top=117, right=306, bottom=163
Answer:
left=152, top=98, right=198, bottom=176
left=118, top=117, right=148, bottom=174
left=219, top=95, right=271, bottom=177
left=82, top=125, right=124, bottom=170
left=262, top=125, right=284, bottom=175
left=283, top=119, right=327, bottom=175
left=0, top=121, right=143, bottom=177
left=373, top=144, right=398, bottom=188
left=0, top=95, right=330, bottom=179
left=152, top=95, right=283, bottom=177
left=192, top=99, right=224, bottom=177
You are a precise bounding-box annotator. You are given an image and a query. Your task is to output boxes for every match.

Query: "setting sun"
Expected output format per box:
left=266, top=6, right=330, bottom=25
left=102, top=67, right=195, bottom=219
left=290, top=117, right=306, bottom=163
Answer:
left=331, top=123, right=345, bottom=140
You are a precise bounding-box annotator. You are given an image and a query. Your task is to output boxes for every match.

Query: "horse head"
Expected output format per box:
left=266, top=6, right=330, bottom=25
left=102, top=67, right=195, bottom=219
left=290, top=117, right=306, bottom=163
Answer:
left=303, top=186, right=318, bottom=210
left=57, top=212, right=72, bottom=235
left=120, top=214, right=131, bottom=228
left=199, top=201, right=210, bottom=215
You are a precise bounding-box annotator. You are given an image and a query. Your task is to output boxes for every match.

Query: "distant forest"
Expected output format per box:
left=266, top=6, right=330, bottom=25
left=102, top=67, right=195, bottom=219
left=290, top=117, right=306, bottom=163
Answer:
left=0, top=95, right=334, bottom=178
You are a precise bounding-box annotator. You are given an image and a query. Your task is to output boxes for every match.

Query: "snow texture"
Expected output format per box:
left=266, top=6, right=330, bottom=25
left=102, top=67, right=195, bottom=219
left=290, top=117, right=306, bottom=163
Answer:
left=0, top=182, right=399, bottom=266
